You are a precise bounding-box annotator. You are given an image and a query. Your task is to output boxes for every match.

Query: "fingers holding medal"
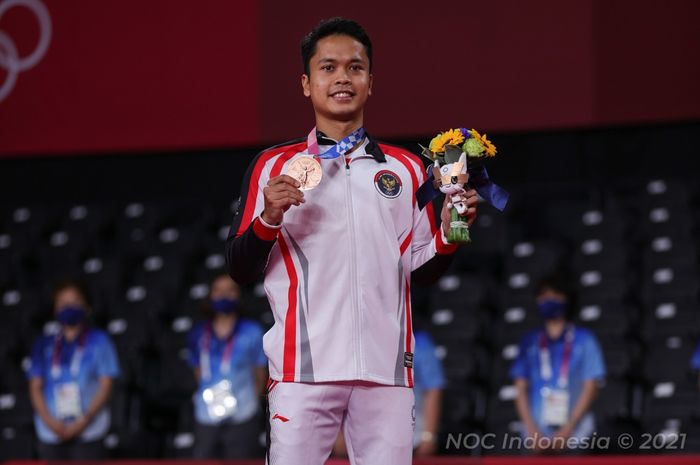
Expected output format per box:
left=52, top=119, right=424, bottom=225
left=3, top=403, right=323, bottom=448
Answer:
left=262, top=174, right=305, bottom=225
left=262, top=157, right=320, bottom=225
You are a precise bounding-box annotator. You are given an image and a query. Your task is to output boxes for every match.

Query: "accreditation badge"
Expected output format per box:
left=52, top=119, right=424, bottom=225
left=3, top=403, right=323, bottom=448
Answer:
left=287, top=156, right=322, bottom=191
left=202, top=379, right=238, bottom=422
left=541, top=387, right=570, bottom=427
left=54, top=382, right=82, bottom=419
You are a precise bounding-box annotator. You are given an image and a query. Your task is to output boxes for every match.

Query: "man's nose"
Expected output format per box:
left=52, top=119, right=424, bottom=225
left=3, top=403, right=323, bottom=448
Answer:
left=335, top=70, right=350, bottom=84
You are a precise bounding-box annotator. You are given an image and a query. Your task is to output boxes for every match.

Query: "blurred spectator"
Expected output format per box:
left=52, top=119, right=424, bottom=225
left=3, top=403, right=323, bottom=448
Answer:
left=691, top=342, right=700, bottom=391
left=510, top=274, right=605, bottom=454
left=27, top=280, right=120, bottom=460
left=187, top=274, right=267, bottom=459
left=412, top=328, right=446, bottom=456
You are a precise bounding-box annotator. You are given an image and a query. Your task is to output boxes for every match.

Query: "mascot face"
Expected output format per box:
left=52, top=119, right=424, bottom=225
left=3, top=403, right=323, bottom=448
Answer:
left=437, top=152, right=468, bottom=195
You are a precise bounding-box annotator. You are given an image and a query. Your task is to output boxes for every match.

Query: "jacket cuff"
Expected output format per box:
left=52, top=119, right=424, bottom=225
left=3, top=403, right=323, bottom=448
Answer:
left=252, top=216, right=281, bottom=241
left=435, top=226, right=459, bottom=255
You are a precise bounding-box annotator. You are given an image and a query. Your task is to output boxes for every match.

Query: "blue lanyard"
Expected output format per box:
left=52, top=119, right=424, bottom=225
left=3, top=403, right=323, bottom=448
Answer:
left=306, top=127, right=366, bottom=159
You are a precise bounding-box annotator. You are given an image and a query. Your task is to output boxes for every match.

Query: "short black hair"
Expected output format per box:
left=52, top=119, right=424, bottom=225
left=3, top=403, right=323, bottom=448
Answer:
left=535, top=273, right=572, bottom=298
left=301, top=17, right=373, bottom=76
left=52, top=278, right=92, bottom=309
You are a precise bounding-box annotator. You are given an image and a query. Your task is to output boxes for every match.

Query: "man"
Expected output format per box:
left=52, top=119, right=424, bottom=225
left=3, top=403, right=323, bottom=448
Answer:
left=510, top=275, right=606, bottom=454
left=225, top=17, right=477, bottom=465
left=28, top=280, right=119, bottom=460
left=411, top=328, right=446, bottom=456
left=187, top=274, right=267, bottom=459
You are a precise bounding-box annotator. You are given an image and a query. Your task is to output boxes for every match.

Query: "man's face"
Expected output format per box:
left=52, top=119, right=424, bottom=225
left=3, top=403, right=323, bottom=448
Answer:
left=302, top=34, right=373, bottom=125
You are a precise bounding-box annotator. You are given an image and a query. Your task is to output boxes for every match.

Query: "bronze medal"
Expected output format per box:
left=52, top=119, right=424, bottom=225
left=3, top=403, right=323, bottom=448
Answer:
left=287, top=157, right=322, bottom=191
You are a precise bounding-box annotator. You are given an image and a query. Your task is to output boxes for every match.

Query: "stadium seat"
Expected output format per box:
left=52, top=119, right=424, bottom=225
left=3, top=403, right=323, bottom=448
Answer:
left=571, top=236, right=628, bottom=275
left=639, top=265, right=700, bottom=304
left=432, top=335, right=486, bottom=383
left=504, top=240, right=566, bottom=284
left=642, top=237, right=698, bottom=270
left=574, top=297, right=634, bottom=339
left=643, top=335, right=697, bottom=384
left=0, top=427, right=34, bottom=460
left=641, top=299, right=700, bottom=341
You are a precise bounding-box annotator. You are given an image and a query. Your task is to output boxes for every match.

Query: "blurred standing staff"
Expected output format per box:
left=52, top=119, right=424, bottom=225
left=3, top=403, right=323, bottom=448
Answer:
left=412, top=329, right=446, bottom=456
left=28, top=280, right=120, bottom=460
left=187, top=274, right=267, bottom=459
left=225, top=17, right=477, bottom=465
left=510, top=275, right=606, bottom=454
left=691, top=342, right=700, bottom=390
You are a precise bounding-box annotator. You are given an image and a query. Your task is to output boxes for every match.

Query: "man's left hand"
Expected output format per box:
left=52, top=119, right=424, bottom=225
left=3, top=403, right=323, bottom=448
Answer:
left=62, top=416, right=90, bottom=440
left=441, top=189, right=478, bottom=237
left=551, top=423, right=575, bottom=452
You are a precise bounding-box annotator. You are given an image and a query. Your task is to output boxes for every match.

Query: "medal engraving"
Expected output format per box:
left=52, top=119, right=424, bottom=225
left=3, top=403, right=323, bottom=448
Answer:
left=288, top=157, right=322, bottom=191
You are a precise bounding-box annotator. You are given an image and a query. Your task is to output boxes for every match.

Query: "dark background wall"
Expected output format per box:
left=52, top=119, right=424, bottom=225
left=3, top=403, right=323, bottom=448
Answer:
left=1, top=122, right=698, bottom=210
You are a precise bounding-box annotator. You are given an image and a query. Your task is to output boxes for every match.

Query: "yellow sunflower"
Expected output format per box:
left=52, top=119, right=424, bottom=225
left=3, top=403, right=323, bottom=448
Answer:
left=470, top=128, right=497, bottom=157
left=429, top=129, right=464, bottom=154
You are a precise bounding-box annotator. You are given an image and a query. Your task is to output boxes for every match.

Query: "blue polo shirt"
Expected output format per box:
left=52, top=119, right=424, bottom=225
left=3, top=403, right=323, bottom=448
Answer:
left=510, top=325, right=605, bottom=438
left=412, top=330, right=446, bottom=446
left=27, top=328, right=120, bottom=444
left=691, top=342, right=700, bottom=370
left=187, top=318, right=267, bottom=425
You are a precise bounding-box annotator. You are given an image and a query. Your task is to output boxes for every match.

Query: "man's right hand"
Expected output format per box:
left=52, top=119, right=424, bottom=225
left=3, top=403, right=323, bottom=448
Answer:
left=44, top=415, right=66, bottom=438
left=261, top=175, right=305, bottom=225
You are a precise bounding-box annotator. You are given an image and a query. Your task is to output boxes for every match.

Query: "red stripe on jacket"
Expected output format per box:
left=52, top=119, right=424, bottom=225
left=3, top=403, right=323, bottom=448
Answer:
left=277, top=234, right=298, bottom=382
left=236, top=142, right=306, bottom=237
left=380, top=145, right=438, bottom=236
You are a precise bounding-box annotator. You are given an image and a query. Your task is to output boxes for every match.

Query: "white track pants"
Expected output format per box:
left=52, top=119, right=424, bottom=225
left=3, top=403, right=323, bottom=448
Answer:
left=266, top=381, right=415, bottom=465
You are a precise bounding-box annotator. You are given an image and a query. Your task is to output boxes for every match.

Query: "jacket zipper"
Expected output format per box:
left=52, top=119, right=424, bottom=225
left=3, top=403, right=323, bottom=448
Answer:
left=344, top=160, right=362, bottom=377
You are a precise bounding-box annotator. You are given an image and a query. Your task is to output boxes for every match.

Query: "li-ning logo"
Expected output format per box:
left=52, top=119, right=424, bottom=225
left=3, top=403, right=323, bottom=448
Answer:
left=0, top=0, right=52, bottom=103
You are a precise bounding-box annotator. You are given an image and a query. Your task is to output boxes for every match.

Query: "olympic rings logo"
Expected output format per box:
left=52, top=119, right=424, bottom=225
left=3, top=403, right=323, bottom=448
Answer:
left=0, top=0, right=52, bottom=103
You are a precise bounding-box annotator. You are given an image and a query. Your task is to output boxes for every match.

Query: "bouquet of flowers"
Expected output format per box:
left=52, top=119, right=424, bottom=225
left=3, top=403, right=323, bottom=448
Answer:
left=418, top=127, right=502, bottom=244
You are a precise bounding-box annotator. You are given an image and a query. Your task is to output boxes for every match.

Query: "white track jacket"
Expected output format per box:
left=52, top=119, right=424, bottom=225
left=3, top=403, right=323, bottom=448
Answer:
left=225, top=133, right=457, bottom=387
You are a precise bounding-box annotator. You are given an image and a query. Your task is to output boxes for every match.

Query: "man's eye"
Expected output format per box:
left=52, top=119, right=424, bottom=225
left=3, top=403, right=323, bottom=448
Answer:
left=321, top=65, right=334, bottom=71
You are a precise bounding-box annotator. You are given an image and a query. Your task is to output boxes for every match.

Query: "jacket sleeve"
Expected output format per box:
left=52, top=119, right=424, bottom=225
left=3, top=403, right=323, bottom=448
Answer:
left=406, top=153, right=458, bottom=285
left=224, top=152, right=280, bottom=285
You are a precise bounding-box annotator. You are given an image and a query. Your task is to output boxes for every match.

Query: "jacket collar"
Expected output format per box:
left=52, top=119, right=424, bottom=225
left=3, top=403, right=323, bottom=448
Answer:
left=316, top=130, right=386, bottom=163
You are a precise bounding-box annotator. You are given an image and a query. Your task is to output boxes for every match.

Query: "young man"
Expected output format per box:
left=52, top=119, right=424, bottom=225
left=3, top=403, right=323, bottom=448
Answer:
left=510, top=275, right=606, bottom=454
left=28, top=280, right=120, bottom=460
left=225, top=17, right=477, bottom=465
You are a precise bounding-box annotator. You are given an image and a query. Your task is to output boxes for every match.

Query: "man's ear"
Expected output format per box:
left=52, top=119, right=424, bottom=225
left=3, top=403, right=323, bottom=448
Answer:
left=301, top=74, right=311, bottom=97
left=368, top=74, right=373, bottom=96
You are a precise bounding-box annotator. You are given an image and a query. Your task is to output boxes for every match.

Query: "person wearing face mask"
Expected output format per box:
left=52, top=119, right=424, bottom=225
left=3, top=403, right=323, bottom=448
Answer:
left=510, top=274, right=606, bottom=454
left=27, top=280, right=120, bottom=460
left=187, top=273, right=268, bottom=459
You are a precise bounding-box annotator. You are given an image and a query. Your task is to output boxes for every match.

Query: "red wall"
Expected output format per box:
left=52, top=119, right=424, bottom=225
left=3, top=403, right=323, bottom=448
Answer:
left=0, top=0, right=698, bottom=156
left=0, top=0, right=259, bottom=155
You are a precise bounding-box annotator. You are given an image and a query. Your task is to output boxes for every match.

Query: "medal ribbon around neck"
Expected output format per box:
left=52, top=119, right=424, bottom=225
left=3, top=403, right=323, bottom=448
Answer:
left=307, top=126, right=366, bottom=159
